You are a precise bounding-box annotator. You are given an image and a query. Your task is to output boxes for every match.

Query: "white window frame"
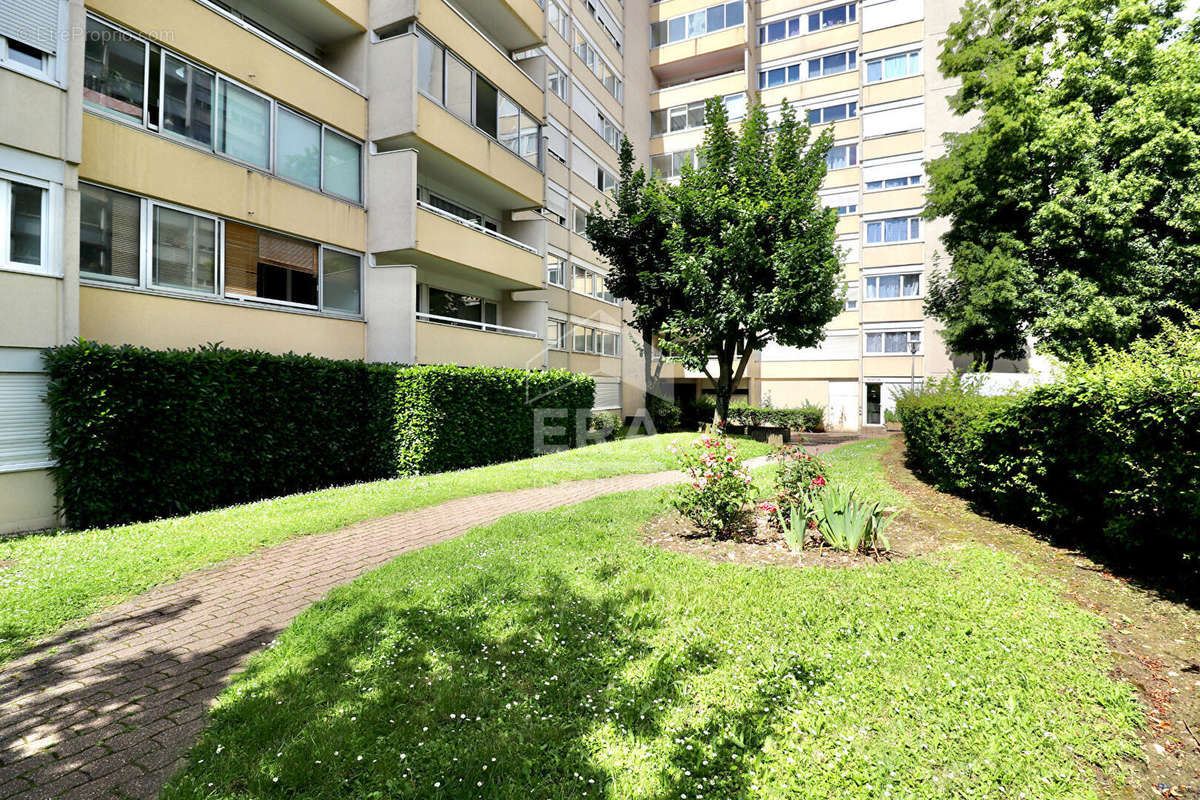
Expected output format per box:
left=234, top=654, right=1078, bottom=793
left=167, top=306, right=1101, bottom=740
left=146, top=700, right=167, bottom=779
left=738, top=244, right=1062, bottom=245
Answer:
left=864, top=48, right=921, bottom=84
left=546, top=249, right=568, bottom=287
left=0, top=171, right=57, bottom=277
left=864, top=210, right=923, bottom=245
left=863, top=321, right=924, bottom=355
left=863, top=267, right=922, bottom=301
left=0, top=34, right=55, bottom=83
left=147, top=199, right=221, bottom=297
left=547, top=316, right=568, bottom=350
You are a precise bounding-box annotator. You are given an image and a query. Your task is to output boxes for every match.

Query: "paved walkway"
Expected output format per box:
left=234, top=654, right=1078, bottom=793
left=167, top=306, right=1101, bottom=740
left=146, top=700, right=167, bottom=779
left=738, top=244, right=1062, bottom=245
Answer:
left=0, top=447, right=832, bottom=800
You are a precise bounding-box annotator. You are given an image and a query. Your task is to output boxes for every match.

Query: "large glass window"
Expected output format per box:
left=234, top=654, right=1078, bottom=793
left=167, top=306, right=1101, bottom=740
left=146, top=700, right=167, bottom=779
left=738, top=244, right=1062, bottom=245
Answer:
left=9, top=183, right=43, bottom=267
left=217, top=80, right=270, bottom=169
left=322, top=249, right=361, bottom=314
left=474, top=75, right=498, bottom=139
left=497, top=95, right=520, bottom=154
left=652, top=2, right=743, bottom=48
left=866, top=330, right=921, bottom=354
left=83, top=18, right=145, bottom=122
left=152, top=206, right=216, bottom=293
left=417, top=31, right=444, bottom=102
left=445, top=54, right=472, bottom=121
left=866, top=51, right=921, bottom=83
left=826, top=144, right=858, bottom=170
left=276, top=108, right=321, bottom=189
left=866, top=216, right=922, bottom=244
left=162, top=54, right=213, bottom=146
left=424, top=288, right=498, bottom=329
left=809, top=101, right=857, bottom=125
left=809, top=50, right=856, bottom=78
left=865, top=273, right=921, bottom=299
left=79, top=184, right=140, bottom=283
left=323, top=129, right=362, bottom=203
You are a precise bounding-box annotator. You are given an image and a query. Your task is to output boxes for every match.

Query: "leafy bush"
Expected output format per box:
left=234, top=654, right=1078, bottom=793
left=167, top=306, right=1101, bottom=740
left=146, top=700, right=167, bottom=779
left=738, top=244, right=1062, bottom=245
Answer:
left=669, top=434, right=754, bottom=536
left=393, top=366, right=594, bottom=475
left=646, top=394, right=682, bottom=432
left=44, top=344, right=595, bottom=528
left=729, top=402, right=824, bottom=431
left=896, top=323, right=1200, bottom=565
left=588, top=411, right=623, bottom=441
left=771, top=446, right=828, bottom=517
left=44, top=342, right=396, bottom=530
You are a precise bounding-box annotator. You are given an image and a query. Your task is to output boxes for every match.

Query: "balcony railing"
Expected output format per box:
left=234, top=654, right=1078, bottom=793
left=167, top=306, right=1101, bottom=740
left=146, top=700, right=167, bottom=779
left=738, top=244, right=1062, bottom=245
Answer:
left=416, top=201, right=541, bottom=256
left=416, top=312, right=540, bottom=338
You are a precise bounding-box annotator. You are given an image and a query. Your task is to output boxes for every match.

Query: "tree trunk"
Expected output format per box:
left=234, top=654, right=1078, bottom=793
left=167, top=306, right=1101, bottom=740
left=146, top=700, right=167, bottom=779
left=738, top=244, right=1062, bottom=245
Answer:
left=641, top=328, right=655, bottom=412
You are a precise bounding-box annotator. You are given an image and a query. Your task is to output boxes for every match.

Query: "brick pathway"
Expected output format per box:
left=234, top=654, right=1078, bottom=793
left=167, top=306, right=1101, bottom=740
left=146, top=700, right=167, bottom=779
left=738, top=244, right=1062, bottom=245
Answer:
left=0, top=447, right=833, bottom=800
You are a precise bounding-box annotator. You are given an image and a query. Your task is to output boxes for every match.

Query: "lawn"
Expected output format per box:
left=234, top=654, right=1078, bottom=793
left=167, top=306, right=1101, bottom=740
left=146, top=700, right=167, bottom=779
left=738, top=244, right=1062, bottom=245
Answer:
left=164, top=448, right=1141, bottom=799
left=0, top=433, right=773, bottom=665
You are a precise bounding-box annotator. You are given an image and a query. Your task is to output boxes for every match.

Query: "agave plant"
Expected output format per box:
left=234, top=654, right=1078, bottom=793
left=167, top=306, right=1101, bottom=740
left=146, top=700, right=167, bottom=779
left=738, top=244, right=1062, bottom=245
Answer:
left=813, top=485, right=896, bottom=554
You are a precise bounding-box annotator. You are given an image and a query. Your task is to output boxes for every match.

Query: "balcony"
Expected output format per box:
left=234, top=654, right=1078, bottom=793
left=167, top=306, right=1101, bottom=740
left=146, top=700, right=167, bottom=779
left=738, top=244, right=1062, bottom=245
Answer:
left=407, top=204, right=543, bottom=289
left=415, top=319, right=544, bottom=368
left=759, top=23, right=860, bottom=65
left=651, top=27, right=746, bottom=82
left=452, top=0, right=545, bottom=51
left=651, top=70, right=746, bottom=110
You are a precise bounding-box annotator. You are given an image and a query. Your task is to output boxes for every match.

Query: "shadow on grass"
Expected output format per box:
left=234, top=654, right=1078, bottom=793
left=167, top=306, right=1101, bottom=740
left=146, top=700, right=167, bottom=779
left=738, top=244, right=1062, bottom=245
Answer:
left=165, top=566, right=822, bottom=799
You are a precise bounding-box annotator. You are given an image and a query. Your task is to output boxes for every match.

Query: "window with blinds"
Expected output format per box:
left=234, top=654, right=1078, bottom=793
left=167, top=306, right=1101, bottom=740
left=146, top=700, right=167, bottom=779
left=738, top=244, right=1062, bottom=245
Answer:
left=80, top=184, right=140, bottom=283
left=224, top=222, right=318, bottom=306
left=0, top=0, right=59, bottom=55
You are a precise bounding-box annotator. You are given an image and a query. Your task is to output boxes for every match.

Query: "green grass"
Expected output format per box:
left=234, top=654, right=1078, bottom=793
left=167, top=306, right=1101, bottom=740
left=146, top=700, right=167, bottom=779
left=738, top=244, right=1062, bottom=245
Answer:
left=0, top=433, right=772, bottom=665
left=821, top=438, right=909, bottom=507
left=165, top=462, right=1140, bottom=799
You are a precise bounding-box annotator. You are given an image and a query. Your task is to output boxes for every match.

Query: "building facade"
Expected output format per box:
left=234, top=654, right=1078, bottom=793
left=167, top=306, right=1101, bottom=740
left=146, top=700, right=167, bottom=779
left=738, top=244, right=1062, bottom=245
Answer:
left=0, top=0, right=966, bottom=533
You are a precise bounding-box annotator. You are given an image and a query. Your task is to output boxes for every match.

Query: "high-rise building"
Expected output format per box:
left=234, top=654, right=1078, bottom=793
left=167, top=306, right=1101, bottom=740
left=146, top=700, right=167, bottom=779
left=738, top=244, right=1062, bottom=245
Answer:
left=0, top=0, right=968, bottom=533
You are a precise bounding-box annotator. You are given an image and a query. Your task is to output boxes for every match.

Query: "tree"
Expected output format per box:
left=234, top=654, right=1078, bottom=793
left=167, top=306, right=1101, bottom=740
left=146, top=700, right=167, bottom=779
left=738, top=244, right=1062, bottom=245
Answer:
left=585, top=137, right=678, bottom=411
left=926, top=0, right=1200, bottom=361
left=660, top=98, right=843, bottom=425
left=924, top=241, right=1038, bottom=370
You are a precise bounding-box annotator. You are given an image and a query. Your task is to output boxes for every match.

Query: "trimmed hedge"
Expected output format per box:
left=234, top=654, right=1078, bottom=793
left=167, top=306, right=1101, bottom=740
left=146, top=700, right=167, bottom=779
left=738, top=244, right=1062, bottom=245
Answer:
left=687, top=396, right=824, bottom=431
left=44, top=343, right=595, bottom=529
left=393, top=365, right=594, bottom=474
left=896, top=325, right=1200, bottom=565
left=45, top=342, right=396, bottom=530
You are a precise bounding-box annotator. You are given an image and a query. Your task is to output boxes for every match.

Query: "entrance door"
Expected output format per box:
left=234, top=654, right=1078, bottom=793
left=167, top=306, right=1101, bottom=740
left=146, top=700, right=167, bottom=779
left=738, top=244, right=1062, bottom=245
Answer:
left=865, top=382, right=882, bottom=425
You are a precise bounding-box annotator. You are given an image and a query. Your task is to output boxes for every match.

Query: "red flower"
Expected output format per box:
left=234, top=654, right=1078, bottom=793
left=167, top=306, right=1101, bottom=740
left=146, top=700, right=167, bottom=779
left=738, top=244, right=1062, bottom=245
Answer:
left=811, top=475, right=826, bottom=487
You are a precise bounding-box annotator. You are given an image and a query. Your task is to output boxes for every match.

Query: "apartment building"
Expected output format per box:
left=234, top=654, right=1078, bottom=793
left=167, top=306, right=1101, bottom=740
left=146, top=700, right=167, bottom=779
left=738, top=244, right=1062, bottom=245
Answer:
left=631, top=0, right=964, bottom=429
left=0, top=0, right=967, bottom=532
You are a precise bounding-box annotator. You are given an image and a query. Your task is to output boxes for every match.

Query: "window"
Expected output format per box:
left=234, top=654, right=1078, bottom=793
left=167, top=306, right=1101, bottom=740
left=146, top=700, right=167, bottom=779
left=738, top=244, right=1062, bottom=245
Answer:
left=418, top=187, right=498, bottom=231
left=810, top=3, right=856, bottom=30
left=84, top=18, right=145, bottom=122
left=545, top=183, right=569, bottom=225
left=651, top=2, right=743, bottom=48
left=79, top=184, right=140, bottom=283
left=224, top=222, right=318, bottom=305
left=597, top=165, right=616, bottom=192
left=547, top=253, right=566, bottom=286
left=547, top=66, right=568, bottom=101
left=759, top=63, right=801, bottom=89
left=826, top=144, right=858, bottom=170
left=573, top=325, right=620, bottom=356
left=276, top=108, right=321, bottom=189
left=546, top=126, right=568, bottom=164
left=759, top=4, right=855, bottom=43
left=865, top=174, right=921, bottom=191
left=161, top=54, right=213, bottom=146
left=548, top=319, right=567, bottom=350
left=833, top=203, right=857, bottom=215
left=322, top=249, right=361, bottom=314
left=152, top=205, right=216, bottom=294
left=216, top=79, right=270, bottom=169
left=844, top=282, right=859, bottom=311
left=865, top=272, right=920, bottom=299
left=322, top=129, right=362, bottom=203
left=417, top=31, right=444, bottom=102
left=574, top=27, right=623, bottom=102
left=421, top=287, right=499, bottom=329
left=808, top=101, right=857, bottom=125
left=83, top=15, right=364, bottom=204
left=809, top=50, right=856, bottom=78
left=572, top=205, right=589, bottom=235
left=865, top=50, right=920, bottom=83
left=549, top=0, right=569, bottom=40
left=3, top=37, right=47, bottom=72
left=865, top=329, right=921, bottom=354
left=445, top=54, right=473, bottom=121
left=651, top=94, right=744, bottom=137
left=0, top=176, right=52, bottom=275
left=474, top=75, right=498, bottom=138
left=650, top=150, right=696, bottom=180
left=572, top=263, right=616, bottom=303
left=866, top=216, right=921, bottom=243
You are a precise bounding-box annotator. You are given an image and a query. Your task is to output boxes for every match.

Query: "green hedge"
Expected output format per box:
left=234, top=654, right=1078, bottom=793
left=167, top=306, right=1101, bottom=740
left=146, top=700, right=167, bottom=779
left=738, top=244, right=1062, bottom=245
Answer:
left=895, top=325, right=1200, bottom=565
left=393, top=365, right=594, bottom=474
left=44, top=342, right=396, bottom=530
left=686, top=396, right=824, bottom=431
left=44, top=344, right=595, bottom=529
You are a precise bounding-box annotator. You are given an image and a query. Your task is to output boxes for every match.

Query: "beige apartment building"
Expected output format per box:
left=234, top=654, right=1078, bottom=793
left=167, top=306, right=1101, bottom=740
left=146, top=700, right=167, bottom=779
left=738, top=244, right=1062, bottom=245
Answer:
left=0, top=0, right=964, bottom=533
